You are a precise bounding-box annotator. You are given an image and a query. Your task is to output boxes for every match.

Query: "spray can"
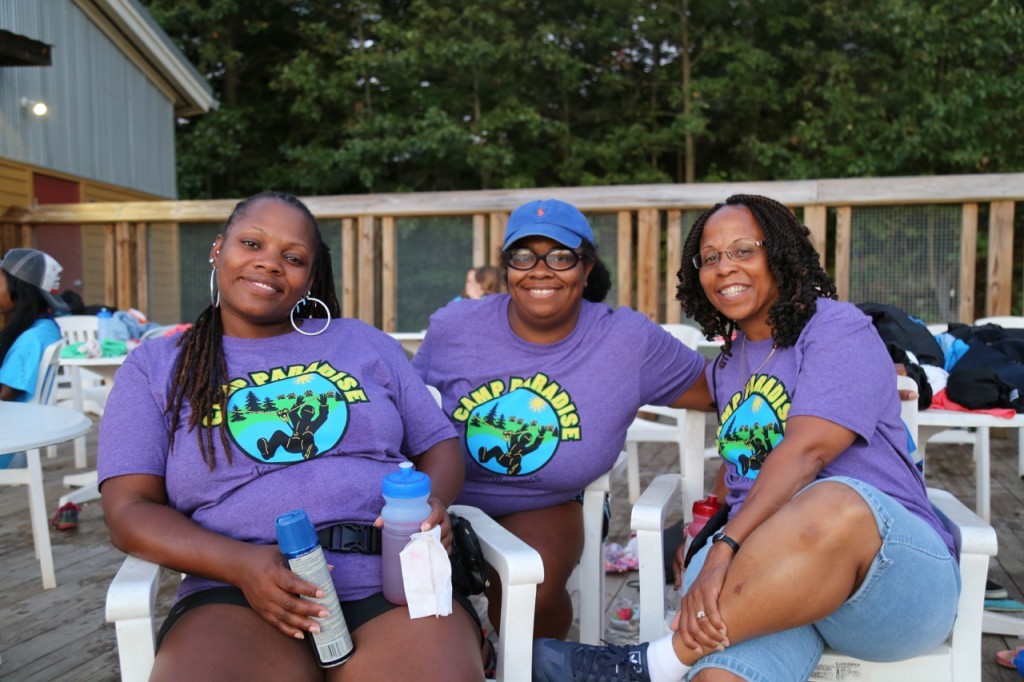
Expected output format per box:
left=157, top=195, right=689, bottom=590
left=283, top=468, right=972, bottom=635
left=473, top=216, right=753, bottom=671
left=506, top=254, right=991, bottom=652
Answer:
left=682, top=494, right=722, bottom=558
left=380, top=461, right=431, bottom=605
left=275, top=509, right=354, bottom=667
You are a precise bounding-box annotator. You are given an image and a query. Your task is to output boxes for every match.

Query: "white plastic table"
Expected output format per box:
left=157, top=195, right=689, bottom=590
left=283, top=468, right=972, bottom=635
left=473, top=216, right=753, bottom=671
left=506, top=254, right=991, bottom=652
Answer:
left=0, top=403, right=91, bottom=589
left=917, top=408, right=1024, bottom=523
left=57, top=355, right=126, bottom=505
left=58, top=355, right=125, bottom=468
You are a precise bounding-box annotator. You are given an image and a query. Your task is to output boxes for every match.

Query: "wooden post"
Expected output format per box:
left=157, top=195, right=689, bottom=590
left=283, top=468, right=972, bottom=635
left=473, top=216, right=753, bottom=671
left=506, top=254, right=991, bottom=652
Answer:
left=472, top=214, right=486, bottom=267
left=381, top=216, right=396, bottom=332
left=637, top=208, right=660, bottom=320
left=488, top=212, right=506, bottom=265
left=103, top=224, right=116, bottom=308
left=617, top=211, right=633, bottom=309
left=985, top=201, right=1015, bottom=317
left=341, top=218, right=356, bottom=319
left=803, top=205, right=827, bottom=259
left=134, top=222, right=148, bottom=316
left=664, top=210, right=683, bottom=323
left=959, top=204, right=978, bottom=324
left=114, top=222, right=133, bottom=311
left=834, top=206, right=852, bottom=302
left=357, top=215, right=376, bottom=326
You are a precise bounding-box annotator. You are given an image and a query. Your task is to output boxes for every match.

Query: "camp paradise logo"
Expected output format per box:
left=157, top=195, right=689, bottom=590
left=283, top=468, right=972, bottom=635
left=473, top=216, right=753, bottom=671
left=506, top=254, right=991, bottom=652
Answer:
left=453, top=372, right=580, bottom=477
left=716, top=373, right=790, bottom=479
left=205, top=360, right=369, bottom=464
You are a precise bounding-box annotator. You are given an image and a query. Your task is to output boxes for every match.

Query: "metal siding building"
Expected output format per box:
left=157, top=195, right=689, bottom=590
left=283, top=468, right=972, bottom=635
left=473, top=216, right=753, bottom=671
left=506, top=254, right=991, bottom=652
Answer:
left=0, top=0, right=212, bottom=197
left=0, top=0, right=213, bottom=315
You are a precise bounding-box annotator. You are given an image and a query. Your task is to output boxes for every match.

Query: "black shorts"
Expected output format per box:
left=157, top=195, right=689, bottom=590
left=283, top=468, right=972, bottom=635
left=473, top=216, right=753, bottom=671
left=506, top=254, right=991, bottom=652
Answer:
left=156, top=587, right=482, bottom=651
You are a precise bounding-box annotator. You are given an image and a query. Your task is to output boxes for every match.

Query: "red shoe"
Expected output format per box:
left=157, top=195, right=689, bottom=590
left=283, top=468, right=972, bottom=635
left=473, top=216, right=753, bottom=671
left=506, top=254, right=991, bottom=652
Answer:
left=50, top=502, right=80, bottom=531
left=996, top=647, right=1024, bottom=670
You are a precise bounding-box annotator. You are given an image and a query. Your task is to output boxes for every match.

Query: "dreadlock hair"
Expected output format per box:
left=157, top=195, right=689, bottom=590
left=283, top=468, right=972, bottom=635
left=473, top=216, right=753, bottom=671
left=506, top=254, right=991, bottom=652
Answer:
left=166, top=191, right=341, bottom=469
left=0, top=269, right=51, bottom=365
left=499, top=239, right=612, bottom=303
left=676, top=194, right=837, bottom=363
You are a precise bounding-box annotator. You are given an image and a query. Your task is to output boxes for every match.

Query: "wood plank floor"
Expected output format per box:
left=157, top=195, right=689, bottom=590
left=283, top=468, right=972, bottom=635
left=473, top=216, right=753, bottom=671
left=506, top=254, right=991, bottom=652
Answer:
left=2, top=420, right=1023, bottom=680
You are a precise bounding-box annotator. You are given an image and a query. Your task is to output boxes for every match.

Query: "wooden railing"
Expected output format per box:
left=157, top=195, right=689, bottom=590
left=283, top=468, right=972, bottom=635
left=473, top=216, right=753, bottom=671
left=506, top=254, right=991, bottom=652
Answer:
left=3, top=174, right=1021, bottom=330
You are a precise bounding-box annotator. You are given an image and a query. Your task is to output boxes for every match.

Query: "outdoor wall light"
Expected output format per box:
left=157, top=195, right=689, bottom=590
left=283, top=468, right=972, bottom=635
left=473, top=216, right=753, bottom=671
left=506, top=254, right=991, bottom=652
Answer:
left=20, top=97, right=48, bottom=116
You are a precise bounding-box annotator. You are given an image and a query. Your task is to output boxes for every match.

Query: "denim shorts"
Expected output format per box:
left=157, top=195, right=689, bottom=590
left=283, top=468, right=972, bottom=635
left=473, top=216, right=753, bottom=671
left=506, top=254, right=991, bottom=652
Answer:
left=682, top=476, right=961, bottom=682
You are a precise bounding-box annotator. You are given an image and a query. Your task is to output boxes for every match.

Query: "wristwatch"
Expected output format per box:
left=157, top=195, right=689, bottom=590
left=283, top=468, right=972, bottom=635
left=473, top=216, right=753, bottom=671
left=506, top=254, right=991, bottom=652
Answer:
left=711, top=531, right=741, bottom=554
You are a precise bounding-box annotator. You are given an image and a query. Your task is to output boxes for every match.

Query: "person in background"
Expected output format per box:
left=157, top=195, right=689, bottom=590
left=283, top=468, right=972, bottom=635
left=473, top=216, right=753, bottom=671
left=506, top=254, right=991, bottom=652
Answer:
left=413, top=199, right=711, bottom=641
left=0, top=248, right=68, bottom=469
left=98, top=191, right=484, bottom=681
left=533, top=194, right=959, bottom=681
left=463, top=265, right=503, bottom=299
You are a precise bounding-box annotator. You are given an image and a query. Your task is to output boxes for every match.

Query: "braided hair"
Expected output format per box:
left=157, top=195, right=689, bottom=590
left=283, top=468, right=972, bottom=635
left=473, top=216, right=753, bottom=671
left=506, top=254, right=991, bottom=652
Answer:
left=166, top=191, right=340, bottom=469
left=676, top=194, right=836, bottom=362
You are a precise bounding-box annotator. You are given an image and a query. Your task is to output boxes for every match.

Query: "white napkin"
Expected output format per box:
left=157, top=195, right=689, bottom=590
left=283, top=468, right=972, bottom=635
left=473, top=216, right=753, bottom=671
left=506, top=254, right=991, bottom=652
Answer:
left=399, top=525, right=453, bottom=618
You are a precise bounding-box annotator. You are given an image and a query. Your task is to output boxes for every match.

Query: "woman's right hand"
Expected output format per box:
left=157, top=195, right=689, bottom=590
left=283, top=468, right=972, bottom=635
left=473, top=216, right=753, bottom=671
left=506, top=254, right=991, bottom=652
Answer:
left=235, top=543, right=335, bottom=640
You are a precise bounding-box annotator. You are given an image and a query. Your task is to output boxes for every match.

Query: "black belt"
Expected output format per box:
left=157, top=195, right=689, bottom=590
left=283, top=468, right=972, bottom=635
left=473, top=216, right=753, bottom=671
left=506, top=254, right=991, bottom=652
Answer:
left=316, top=523, right=382, bottom=554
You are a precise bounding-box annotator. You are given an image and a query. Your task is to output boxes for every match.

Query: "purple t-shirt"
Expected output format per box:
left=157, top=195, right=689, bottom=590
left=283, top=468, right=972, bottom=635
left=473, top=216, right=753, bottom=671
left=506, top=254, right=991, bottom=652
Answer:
left=709, top=298, right=955, bottom=556
left=413, top=295, right=706, bottom=516
left=97, top=320, right=455, bottom=601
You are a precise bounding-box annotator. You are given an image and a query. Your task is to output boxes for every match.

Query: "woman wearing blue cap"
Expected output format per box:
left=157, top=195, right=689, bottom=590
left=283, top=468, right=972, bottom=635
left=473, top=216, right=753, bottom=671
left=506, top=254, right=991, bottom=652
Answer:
left=413, top=199, right=712, bottom=641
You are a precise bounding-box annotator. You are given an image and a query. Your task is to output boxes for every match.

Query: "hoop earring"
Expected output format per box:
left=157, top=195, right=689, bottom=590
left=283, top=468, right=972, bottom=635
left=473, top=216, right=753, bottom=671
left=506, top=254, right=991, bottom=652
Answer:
left=290, top=294, right=331, bottom=336
left=209, top=267, right=220, bottom=308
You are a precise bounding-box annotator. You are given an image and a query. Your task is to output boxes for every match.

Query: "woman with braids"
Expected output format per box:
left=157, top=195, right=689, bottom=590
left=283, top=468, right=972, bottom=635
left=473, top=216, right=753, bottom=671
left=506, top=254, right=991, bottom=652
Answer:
left=413, top=198, right=711, bottom=641
left=533, top=194, right=959, bottom=682
left=97, top=191, right=485, bottom=681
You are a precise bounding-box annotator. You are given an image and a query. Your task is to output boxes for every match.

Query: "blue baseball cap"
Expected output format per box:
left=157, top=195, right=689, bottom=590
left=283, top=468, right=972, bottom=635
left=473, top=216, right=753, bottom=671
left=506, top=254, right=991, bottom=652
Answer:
left=502, top=199, right=595, bottom=250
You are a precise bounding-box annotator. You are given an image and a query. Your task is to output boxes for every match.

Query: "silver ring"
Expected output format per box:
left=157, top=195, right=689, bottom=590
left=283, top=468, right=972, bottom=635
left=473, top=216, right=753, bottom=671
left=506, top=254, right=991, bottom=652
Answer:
left=695, top=610, right=707, bottom=619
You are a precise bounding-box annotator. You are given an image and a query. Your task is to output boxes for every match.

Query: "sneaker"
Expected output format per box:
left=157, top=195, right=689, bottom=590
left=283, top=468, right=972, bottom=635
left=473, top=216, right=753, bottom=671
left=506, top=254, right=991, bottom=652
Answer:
left=986, top=579, right=1009, bottom=600
left=533, top=638, right=651, bottom=681
left=50, top=502, right=80, bottom=531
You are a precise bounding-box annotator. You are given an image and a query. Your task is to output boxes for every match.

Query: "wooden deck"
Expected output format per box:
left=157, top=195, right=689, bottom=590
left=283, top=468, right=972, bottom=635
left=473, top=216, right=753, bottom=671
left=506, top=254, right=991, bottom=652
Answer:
left=2, top=422, right=1024, bottom=680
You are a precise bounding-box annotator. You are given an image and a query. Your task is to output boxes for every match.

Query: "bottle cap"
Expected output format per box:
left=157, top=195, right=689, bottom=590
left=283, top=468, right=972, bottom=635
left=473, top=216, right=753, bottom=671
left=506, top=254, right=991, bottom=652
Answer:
left=382, top=461, right=430, bottom=498
left=276, top=509, right=317, bottom=555
left=692, top=495, right=722, bottom=517
left=98, top=307, right=111, bottom=317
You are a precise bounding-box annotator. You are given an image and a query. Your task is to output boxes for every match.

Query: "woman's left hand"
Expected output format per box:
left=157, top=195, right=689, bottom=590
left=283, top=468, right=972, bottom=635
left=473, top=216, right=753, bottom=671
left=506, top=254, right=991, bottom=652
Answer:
left=423, top=496, right=453, bottom=553
left=672, top=546, right=731, bottom=654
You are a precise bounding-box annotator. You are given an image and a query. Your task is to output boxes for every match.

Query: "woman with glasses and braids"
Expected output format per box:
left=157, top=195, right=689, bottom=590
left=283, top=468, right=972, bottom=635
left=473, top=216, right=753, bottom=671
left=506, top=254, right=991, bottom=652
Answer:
left=533, top=195, right=958, bottom=682
left=413, top=198, right=713, bottom=642
left=98, top=191, right=485, bottom=681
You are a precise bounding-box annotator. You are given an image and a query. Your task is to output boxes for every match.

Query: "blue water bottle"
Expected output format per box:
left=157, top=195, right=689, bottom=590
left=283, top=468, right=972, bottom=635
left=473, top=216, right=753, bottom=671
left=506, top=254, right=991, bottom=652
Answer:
left=96, top=307, right=112, bottom=343
left=381, top=462, right=432, bottom=605
left=276, top=509, right=354, bottom=667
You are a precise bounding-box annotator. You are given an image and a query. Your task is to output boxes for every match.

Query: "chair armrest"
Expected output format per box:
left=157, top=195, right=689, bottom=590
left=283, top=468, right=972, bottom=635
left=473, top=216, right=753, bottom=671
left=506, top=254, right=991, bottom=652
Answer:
left=106, top=555, right=163, bottom=682
left=926, top=487, right=998, bottom=559
left=631, top=474, right=681, bottom=642
left=449, top=505, right=544, bottom=682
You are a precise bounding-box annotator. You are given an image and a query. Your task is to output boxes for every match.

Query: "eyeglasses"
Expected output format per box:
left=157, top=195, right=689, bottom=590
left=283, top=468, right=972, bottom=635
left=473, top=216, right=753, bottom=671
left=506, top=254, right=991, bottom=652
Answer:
left=504, top=247, right=583, bottom=271
left=692, top=240, right=767, bottom=269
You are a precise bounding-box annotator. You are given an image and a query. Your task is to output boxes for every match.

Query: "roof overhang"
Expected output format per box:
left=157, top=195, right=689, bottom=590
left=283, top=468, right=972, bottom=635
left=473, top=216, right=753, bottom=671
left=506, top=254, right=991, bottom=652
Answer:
left=0, top=30, right=53, bottom=67
left=72, top=0, right=217, bottom=116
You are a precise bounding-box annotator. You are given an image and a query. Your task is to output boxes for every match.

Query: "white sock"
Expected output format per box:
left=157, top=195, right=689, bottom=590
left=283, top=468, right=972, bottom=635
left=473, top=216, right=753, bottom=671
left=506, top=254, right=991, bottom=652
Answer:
left=645, top=633, right=691, bottom=681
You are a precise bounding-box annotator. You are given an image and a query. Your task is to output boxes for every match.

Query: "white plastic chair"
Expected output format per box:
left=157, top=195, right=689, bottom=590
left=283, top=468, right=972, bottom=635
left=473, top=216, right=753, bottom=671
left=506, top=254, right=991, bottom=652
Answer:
left=54, top=315, right=109, bottom=466
left=631, top=375, right=998, bottom=681
left=625, top=324, right=707, bottom=514
left=106, top=506, right=544, bottom=682
left=0, top=339, right=64, bottom=589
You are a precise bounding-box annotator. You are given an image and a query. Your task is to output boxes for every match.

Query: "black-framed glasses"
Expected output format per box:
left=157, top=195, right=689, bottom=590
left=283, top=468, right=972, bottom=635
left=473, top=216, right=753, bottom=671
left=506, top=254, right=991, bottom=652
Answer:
left=504, top=247, right=583, bottom=271
left=692, top=240, right=767, bottom=269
